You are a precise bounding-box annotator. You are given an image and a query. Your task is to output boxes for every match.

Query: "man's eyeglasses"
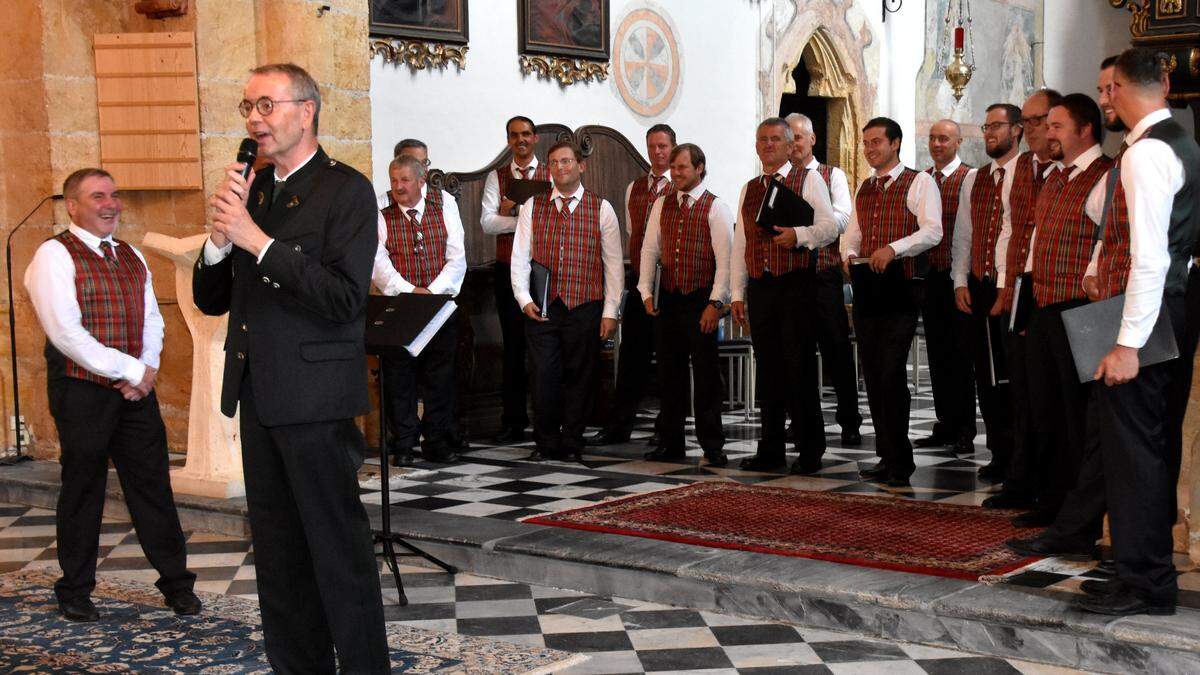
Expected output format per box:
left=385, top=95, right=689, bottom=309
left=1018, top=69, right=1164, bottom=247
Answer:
left=238, top=97, right=309, bottom=118
left=1020, top=113, right=1048, bottom=128
left=980, top=122, right=1015, bottom=133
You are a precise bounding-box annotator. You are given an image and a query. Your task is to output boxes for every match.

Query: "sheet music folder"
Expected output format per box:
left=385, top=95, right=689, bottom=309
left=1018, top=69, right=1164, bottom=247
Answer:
left=529, top=260, right=551, bottom=318
left=505, top=179, right=552, bottom=207
left=1060, top=294, right=1179, bottom=383
left=365, top=294, right=457, bottom=358
left=848, top=258, right=905, bottom=313
left=755, top=177, right=814, bottom=235
left=1008, top=273, right=1035, bottom=334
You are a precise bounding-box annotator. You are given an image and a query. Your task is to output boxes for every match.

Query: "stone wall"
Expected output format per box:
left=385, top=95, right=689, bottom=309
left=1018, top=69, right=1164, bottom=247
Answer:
left=0, top=0, right=371, bottom=458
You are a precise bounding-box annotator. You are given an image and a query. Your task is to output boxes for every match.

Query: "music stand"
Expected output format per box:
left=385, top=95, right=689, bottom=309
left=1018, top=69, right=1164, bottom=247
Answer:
left=365, top=295, right=457, bottom=606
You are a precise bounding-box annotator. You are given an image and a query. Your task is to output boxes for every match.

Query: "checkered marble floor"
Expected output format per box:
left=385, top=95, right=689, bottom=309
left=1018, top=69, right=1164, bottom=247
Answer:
left=0, top=503, right=1090, bottom=674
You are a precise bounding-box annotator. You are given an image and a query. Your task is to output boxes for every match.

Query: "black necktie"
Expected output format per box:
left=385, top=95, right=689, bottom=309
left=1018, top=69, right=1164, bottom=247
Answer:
left=272, top=178, right=286, bottom=204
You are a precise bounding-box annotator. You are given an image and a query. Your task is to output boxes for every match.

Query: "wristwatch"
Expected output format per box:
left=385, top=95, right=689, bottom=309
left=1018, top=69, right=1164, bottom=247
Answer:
left=708, top=300, right=724, bottom=310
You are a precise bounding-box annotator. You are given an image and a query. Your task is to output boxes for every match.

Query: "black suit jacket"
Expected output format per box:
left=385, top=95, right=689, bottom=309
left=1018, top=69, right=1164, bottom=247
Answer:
left=193, top=146, right=378, bottom=427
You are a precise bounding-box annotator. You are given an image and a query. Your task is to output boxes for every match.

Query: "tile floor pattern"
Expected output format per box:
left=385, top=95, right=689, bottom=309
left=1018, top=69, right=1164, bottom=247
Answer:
left=0, top=503, right=1088, bottom=674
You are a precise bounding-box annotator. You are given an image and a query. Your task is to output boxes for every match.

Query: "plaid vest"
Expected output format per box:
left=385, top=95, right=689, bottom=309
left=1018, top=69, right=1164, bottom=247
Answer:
left=968, top=164, right=1007, bottom=280
left=659, top=191, right=718, bottom=294
left=628, top=173, right=674, bottom=272
left=531, top=190, right=605, bottom=309
left=55, top=231, right=146, bottom=385
left=1030, top=156, right=1112, bottom=306
left=742, top=165, right=815, bottom=278
left=495, top=163, right=550, bottom=263
left=382, top=189, right=449, bottom=290
left=814, top=164, right=842, bottom=271
left=1098, top=151, right=1134, bottom=299
left=925, top=163, right=972, bottom=270
left=854, top=168, right=921, bottom=279
left=1003, top=152, right=1050, bottom=287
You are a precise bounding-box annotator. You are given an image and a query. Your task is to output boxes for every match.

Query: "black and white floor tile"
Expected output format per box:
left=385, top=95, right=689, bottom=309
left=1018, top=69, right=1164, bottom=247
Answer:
left=0, top=503, right=1092, bottom=673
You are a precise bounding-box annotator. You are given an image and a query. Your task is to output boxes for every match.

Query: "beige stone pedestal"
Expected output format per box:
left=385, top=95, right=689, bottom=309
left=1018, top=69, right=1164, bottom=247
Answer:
left=143, top=233, right=244, bottom=499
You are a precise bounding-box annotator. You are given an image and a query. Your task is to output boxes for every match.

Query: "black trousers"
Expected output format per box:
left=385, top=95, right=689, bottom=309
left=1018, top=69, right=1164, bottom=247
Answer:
left=382, top=319, right=457, bottom=456
left=1097, top=293, right=1188, bottom=604
left=965, top=275, right=1014, bottom=463
left=526, top=299, right=603, bottom=455
left=853, top=279, right=923, bottom=477
left=1002, top=329, right=1036, bottom=497
left=608, top=272, right=657, bottom=432
left=48, top=379, right=194, bottom=603
left=747, top=271, right=824, bottom=461
left=1025, top=298, right=1091, bottom=512
left=812, top=267, right=862, bottom=432
left=921, top=268, right=976, bottom=441
left=239, top=372, right=388, bottom=674
left=494, top=261, right=529, bottom=431
left=656, top=288, right=725, bottom=454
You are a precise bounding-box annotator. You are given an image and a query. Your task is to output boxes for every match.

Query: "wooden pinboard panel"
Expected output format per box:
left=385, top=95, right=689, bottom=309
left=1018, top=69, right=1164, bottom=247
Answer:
left=93, top=32, right=201, bottom=190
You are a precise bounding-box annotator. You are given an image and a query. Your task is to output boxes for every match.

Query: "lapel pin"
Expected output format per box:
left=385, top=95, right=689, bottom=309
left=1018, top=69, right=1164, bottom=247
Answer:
left=257, top=192, right=264, bottom=206
left=287, top=196, right=300, bottom=208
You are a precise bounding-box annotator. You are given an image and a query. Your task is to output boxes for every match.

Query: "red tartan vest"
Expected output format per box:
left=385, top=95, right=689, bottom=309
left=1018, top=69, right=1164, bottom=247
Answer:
left=814, top=164, right=842, bottom=272
left=56, top=231, right=147, bottom=385
left=1098, top=166, right=1133, bottom=300
left=659, top=191, right=718, bottom=294
left=968, top=164, right=1007, bottom=280
left=627, top=173, right=674, bottom=271
left=1003, top=152, right=1051, bottom=287
left=1030, top=156, right=1113, bottom=306
left=382, top=189, right=449, bottom=290
left=742, top=165, right=816, bottom=278
left=495, top=162, right=550, bottom=263
left=530, top=190, right=605, bottom=309
left=925, top=163, right=972, bottom=270
left=854, top=168, right=921, bottom=279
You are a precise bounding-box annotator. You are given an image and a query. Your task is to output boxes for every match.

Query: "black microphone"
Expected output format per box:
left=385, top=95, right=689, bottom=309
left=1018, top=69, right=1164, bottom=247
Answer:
left=236, top=138, right=258, bottom=180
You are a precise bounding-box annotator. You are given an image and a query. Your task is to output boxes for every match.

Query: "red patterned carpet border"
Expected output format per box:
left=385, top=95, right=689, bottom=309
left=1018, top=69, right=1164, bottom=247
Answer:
left=523, top=482, right=1041, bottom=580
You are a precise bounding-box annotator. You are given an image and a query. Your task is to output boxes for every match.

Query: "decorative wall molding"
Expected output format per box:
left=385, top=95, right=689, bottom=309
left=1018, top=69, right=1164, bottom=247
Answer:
left=1110, top=0, right=1151, bottom=37
left=518, top=55, right=609, bottom=86
left=370, top=39, right=468, bottom=72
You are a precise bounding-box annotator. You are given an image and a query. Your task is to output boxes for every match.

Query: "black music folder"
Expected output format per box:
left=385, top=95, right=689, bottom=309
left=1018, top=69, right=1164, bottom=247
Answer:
left=651, top=262, right=663, bottom=312
left=1008, top=273, right=1035, bottom=334
left=529, top=260, right=551, bottom=318
left=985, top=315, right=1009, bottom=386
left=1060, top=294, right=1179, bottom=383
left=365, top=293, right=457, bottom=358
left=505, top=179, right=552, bottom=207
left=755, top=177, right=814, bottom=236
left=848, top=257, right=905, bottom=313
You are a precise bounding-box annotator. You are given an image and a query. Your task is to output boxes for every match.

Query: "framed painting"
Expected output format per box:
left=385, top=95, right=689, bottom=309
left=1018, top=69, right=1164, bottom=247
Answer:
left=370, top=0, right=469, bottom=44
left=518, top=0, right=610, bottom=61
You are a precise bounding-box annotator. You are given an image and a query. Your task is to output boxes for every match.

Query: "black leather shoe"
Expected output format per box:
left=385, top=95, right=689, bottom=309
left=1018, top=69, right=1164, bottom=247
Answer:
left=981, top=491, right=1033, bottom=509
left=1091, top=559, right=1117, bottom=579
left=704, top=451, right=729, bottom=468
left=492, top=428, right=526, bottom=445
left=166, top=589, right=202, bottom=616
left=789, top=457, right=822, bottom=475
left=644, top=447, right=685, bottom=461
left=913, top=434, right=948, bottom=448
left=1081, top=579, right=1122, bottom=596
left=840, top=429, right=863, bottom=446
left=977, top=462, right=1005, bottom=483
left=951, top=437, right=975, bottom=455
left=389, top=448, right=414, bottom=467
left=422, top=449, right=460, bottom=464
left=1005, top=535, right=1095, bottom=561
left=1075, top=587, right=1175, bottom=616
left=738, top=455, right=786, bottom=472
left=585, top=429, right=630, bottom=446
left=859, top=463, right=889, bottom=480
left=59, top=596, right=99, bottom=622
left=1011, top=508, right=1057, bottom=529
left=645, top=433, right=661, bottom=447
left=524, top=447, right=555, bottom=462
left=885, top=473, right=911, bottom=487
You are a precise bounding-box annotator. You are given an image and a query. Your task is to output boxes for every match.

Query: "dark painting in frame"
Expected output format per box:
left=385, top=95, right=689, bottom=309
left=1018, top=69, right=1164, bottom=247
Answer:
left=370, top=0, right=469, bottom=44
left=518, top=0, right=610, bottom=61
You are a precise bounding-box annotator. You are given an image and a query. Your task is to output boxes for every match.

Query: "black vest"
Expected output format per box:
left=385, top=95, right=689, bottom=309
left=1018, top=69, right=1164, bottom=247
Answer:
left=1147, top=118, right=1200, bottom=295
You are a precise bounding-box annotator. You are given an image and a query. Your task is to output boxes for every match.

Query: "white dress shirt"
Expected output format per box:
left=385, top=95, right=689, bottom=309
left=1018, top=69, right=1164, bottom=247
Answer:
left=991, top=153, right=1055, bottom=288
left=24, top=223, right=164, bottom=384
left=203, top=147, right=319, bottom=265
left=637, top=183, right=735, bottom=303
left=729, top=161, right=838, bottom=302
left=843, top=162, right=943, bottom=260
left=623, top=171, right=672, bottom=238
left=803, top=156, right=852, bottom=233
left=509, top=184, right=625, bottom=319
left=481, top=157, right=542, bottom=236
left=1022, top=144, right=1108, bottom=273
left=373, top=189, right=467, bottom=296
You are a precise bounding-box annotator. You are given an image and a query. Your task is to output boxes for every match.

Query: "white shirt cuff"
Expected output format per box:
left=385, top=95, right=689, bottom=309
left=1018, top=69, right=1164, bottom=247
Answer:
left=203, top=238, right=233, bottom=265
left=256, top=239, right=275, bottom=264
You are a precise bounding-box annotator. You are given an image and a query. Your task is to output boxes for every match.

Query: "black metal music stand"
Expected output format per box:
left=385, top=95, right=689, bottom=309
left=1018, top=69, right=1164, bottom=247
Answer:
left=365, top=296, right=456, bottom=606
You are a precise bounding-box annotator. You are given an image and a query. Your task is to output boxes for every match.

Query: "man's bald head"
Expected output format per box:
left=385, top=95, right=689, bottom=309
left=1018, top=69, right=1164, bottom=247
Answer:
left=928, top=119, right=963, bottom=169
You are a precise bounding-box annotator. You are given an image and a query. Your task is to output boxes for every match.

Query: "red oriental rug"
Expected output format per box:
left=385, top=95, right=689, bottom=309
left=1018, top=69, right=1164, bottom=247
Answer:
left=523, top=482, right=1042, bottom=580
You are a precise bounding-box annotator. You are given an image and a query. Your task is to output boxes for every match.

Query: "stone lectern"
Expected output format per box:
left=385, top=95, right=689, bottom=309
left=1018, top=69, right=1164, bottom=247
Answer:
left=142, top=232, right=244, bottom=498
